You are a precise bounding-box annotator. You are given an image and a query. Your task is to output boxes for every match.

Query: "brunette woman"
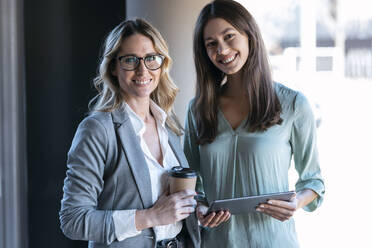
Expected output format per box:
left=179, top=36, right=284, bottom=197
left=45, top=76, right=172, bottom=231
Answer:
left=184, top=1, right=325, bottom=247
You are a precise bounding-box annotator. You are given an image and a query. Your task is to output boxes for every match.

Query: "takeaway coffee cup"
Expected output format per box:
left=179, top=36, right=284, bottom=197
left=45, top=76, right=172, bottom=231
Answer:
left=168, top=166, right=197, bottom=194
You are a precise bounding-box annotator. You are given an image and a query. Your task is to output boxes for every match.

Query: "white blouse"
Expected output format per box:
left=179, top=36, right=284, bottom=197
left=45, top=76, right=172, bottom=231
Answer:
left=112, top=101, right=182, bottom=242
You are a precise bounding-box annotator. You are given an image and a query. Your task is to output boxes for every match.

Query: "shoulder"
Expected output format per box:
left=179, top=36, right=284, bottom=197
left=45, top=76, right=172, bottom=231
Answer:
left=75, top=111, right=115, bottom=140
left=87, top=111, right=113, bottom=124
left=79, top=111, right=113, bottom=128
left=274, top=82, right=311, bottom=113
left=274, top=82, right=298, bottom=104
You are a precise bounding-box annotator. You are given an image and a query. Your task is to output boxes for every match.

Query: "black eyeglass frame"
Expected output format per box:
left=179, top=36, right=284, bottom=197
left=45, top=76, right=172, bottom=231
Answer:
left=117, top=54, right=165, bottom=71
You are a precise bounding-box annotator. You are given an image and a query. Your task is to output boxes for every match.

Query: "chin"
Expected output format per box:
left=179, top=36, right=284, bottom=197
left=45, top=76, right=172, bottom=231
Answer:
left=217, top=63, right=244, bottom=75
left=223, top=68, right=240, bottom=75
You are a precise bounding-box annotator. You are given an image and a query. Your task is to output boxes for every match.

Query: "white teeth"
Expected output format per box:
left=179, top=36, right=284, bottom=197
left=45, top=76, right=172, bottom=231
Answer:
left=134, top=79, right=151, bottom=85
left=222, top=55, right=236, bottom=64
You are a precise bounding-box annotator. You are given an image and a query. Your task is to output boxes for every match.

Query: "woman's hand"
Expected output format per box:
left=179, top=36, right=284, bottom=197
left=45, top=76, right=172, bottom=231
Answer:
left=256, top=190, right=318, bottom=222
left=136, top=189, right=196, bottom=230
left=256, top=194, right=298, bottom=222
left=196, top=203, right=231, bottom=227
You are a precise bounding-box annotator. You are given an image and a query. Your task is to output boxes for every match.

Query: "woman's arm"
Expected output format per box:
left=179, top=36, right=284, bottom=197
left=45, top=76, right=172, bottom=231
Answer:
left=59, top=116, right=116, bottom=244
left=257, top=92, right=325, bottom=221
left=291, top=92, right=325, bottom=211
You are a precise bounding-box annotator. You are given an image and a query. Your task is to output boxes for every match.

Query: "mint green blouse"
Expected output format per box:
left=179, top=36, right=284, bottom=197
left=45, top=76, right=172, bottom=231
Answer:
left=184, top=83, right=325, bottom=248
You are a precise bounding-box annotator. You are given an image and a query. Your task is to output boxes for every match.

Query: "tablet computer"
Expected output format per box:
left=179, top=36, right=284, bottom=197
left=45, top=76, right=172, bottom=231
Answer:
left=206, top=191, right=295, bottom=215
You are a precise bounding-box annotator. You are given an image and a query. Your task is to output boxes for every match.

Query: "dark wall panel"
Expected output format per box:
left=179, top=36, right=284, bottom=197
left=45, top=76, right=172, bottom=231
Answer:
left=24, top=1, right=125, bottom=247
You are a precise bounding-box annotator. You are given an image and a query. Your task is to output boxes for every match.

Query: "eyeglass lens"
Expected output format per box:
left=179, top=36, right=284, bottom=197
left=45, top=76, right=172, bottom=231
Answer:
left=119, top=55, right=164, bottom=70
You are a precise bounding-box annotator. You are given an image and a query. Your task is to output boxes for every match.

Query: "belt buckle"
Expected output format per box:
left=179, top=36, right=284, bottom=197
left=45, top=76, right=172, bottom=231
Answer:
left=166, top=239, right=177, bottom=248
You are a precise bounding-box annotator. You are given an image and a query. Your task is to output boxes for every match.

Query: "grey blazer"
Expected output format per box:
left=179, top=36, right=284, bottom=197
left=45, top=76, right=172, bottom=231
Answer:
left=59, top=109, right=200, bottom=248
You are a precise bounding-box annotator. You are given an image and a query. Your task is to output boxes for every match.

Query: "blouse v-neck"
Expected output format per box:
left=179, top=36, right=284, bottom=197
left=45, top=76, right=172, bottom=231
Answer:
left=217, top=107, right=249, bottom=133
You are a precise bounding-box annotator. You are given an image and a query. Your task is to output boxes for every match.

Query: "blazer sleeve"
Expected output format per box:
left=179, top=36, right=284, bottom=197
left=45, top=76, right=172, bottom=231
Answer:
left=290, top=92, right=325, bottom=212
left=59, top=116, right=116, bottom=244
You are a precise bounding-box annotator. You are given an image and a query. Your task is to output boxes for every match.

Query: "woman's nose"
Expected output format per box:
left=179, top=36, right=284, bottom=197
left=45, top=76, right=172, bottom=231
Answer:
left=217, top=42, right=229, bottom=55
left=135, top=60, right=147, bottom=74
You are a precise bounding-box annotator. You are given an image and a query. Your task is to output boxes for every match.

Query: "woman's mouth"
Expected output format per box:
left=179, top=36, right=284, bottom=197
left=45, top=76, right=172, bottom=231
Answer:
left=133, top=79, right=151, bottom=85
left=219, top=53, right=238, bottom=64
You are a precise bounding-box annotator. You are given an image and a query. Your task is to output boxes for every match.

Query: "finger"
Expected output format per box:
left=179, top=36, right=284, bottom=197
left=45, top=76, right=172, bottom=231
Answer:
left=169, top=193, right=196, bottom=208
left=174, top=198, right=197, bottom=210
left=200, top=212, right=216, bottom=226
left=263, top=203, right=295, bottom=217
left=183, top=198, right=197, bottom=207
left=215, top=212, right=229, bottom=226
left=173, top=189, right=196, bottom=199
left=262, top=205, right=294, bottom=218
left=177, top=213, right=191, bottom=221
left=180, top=206, right=196, bottom=214
left=217, top=211, right=230, bottom=225
left=269, top=212, right=290, bottom=222
left=257, top=206, right=293, bottom=220
left=208, top=211, right=224, bottom=227
left=220, top=211, right=231, bottom=223
left=267, top=200, right=296, bottom=211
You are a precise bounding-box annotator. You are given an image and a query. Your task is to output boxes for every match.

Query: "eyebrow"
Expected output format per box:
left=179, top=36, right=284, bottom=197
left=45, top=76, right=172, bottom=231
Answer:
left=118, top=52, right=158, bottom=57
left=204, top=27, right=235, bottom=41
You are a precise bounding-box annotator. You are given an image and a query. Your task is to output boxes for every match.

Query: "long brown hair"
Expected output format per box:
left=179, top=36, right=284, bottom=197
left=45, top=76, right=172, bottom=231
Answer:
left=193, top=0, right=282, bottom=144
left=89, top=19, right=182, bottom=135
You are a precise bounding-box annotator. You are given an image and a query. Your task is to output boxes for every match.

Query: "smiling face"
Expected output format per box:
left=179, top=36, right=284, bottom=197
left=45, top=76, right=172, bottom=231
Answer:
left=203, top=18, right=249, bottom=75
left=112, top=33, right=161, bottom=103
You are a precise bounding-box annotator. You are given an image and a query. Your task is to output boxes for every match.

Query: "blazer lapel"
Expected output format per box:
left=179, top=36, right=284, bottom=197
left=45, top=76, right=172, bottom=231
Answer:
left=111, top=109, right=153, bottom=209
left=167, top=127, right=189, bottom=168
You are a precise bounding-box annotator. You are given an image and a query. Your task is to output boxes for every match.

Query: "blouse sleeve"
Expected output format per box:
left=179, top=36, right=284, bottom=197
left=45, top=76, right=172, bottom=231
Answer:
left=59, top=116, right=116, bottom=244
left=183, top=102, right=205, bottom=199
left=290, top=92, right=325, bottom=212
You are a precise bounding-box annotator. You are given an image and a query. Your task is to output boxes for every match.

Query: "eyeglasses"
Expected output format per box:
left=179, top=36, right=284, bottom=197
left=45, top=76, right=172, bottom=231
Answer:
left=117, top=54, right=165, bottom=71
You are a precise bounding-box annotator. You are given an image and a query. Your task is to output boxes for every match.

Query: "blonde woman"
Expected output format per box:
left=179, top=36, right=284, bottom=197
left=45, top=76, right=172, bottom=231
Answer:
left=60, top=19, right=200, bottom=248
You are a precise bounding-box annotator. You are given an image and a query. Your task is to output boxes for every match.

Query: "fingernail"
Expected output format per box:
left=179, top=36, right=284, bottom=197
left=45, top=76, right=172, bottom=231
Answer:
left=268, top=201, right=272, bottom=204
left=256, top=208, right=262, bottom=212
left=260, top=204, right=265, bottom=208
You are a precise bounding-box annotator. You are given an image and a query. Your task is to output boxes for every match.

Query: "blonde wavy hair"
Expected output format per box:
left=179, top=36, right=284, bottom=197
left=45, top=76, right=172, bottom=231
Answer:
left=89, top=18, right=182, bottom=135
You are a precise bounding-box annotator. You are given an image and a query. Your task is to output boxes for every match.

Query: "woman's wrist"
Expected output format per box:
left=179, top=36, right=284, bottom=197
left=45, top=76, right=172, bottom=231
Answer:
left=135, top=209, right=156, bottom=231
left=296, top=189, right=317, bottom=210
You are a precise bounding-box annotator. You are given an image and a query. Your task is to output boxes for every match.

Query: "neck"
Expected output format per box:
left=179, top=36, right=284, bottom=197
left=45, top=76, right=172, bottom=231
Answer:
left=125, top=97, right=152, bottom=122
left=223, top=71, right=246, bottom=98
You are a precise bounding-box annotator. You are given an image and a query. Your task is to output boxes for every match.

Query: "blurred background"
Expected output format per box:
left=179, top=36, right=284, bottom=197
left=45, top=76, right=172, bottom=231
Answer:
left=1, top=0, right=371, bottom=247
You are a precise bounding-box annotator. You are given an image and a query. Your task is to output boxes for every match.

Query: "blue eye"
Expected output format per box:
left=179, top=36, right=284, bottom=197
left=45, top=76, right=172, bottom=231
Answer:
left=124, top=56, right=137, bottom=64
left=145, top=55, right=156, bottom=62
